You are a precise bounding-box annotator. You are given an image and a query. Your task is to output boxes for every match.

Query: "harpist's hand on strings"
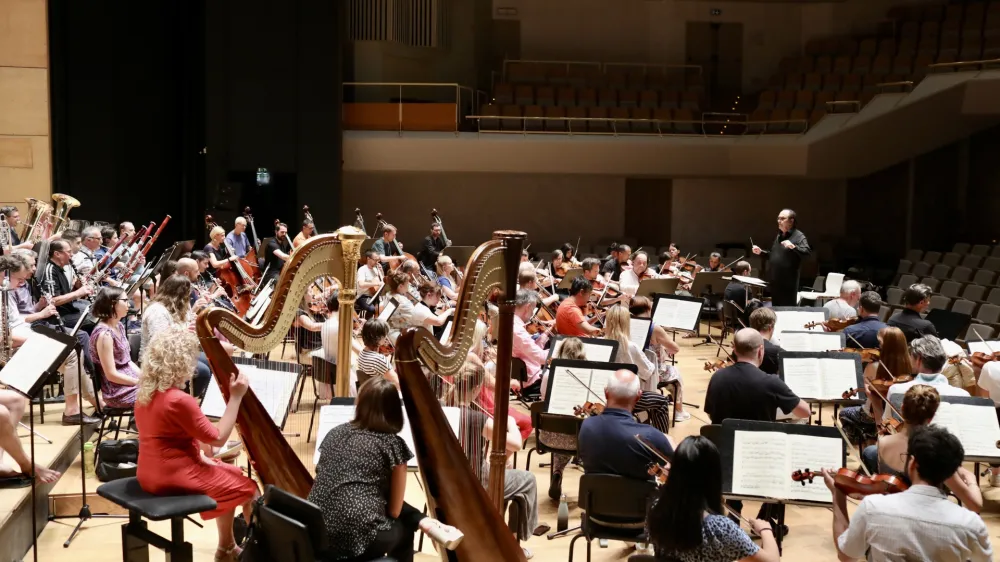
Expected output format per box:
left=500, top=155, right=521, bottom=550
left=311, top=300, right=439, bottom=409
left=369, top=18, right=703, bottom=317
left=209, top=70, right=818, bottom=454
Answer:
left=230, top=370, right=249, bottom=398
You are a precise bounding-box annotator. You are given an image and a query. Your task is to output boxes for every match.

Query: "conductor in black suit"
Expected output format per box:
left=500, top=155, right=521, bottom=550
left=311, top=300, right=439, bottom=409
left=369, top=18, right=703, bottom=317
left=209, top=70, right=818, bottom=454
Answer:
left=752, top=209, right=811, bottom=307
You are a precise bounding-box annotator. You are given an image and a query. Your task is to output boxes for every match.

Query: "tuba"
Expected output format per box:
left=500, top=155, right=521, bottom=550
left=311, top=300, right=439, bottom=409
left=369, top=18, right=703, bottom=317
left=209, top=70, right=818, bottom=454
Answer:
left=21, top=197, right=53, bottom=243
left=50, top=193, right=81, bottom=236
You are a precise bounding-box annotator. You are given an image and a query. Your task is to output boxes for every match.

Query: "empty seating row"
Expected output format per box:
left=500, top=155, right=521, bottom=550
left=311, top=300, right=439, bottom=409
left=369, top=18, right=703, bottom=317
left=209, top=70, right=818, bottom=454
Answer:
left=899, top=256, right=1000, bottom=275
left=504, top=62, right=704, bottom=91
left=492, top=84, right=702, bottom=110
left=893, top=267, right=1000, bottom=292
left=758, top=89, right=878, bottom=112
left=904, top=247, right=1000, bottom=263
left=888, top=1, right=1000, bottom=24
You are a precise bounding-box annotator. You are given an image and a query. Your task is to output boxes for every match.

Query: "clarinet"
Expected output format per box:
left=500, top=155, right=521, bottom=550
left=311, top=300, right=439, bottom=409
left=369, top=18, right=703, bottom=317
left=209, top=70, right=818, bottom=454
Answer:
left=41, top=290, right=65, bottom=330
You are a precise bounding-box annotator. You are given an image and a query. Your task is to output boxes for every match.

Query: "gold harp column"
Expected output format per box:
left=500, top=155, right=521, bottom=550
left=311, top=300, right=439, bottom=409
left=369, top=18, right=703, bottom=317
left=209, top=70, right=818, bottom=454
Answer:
left=487, top=231, right=526, bottom=513
left=334, top=226, right=366, bottom=397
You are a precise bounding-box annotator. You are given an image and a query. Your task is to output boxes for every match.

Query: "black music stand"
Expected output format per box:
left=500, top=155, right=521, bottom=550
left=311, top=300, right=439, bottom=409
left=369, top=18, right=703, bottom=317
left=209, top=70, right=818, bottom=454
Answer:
left=926, top=309, right=971, bottom=341
left=689, top=271, right=728, bottom=346
left=0, top=324, right=82, bottom=560
left=778, top=351, right=863, bottom=425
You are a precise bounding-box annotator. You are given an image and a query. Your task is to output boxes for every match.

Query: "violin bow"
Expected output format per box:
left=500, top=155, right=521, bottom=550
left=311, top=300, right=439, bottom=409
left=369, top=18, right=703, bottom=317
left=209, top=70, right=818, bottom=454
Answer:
left=722, top=255, right=744, bottom=270
left=972, top=327, right=998, bottom=355
left=832, top=421, right=874, bottom=478
left=563, top=369, right=606, bottom=405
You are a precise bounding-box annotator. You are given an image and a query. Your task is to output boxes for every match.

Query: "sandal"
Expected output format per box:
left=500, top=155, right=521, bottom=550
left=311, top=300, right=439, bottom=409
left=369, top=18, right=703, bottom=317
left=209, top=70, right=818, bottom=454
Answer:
left=214, top=544, right=242, bottom=562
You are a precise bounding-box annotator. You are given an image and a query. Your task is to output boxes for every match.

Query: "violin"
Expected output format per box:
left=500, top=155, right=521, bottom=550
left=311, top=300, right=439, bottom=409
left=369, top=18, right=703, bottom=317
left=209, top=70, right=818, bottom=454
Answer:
left=704, top=359, right=732, bottom=373
left=791, top=468, right=908, bottom=499
left=840, top=347, right=881, bottom=363
left=805, top=317, right=859, bottom=332
left=970, top=351, right=1000, bottom=368
left=378, top=338, right=395, bottom=356
left=647, top=462, right=670, bottom=485
left=573, top=401, right=605, bottom=418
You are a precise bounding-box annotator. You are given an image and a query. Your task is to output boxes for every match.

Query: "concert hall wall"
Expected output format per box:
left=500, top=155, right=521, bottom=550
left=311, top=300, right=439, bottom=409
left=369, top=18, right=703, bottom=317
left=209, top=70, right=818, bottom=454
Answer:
left=0, top=0, right=50, bottom=212
left=341, top=171, right=847, bottom=257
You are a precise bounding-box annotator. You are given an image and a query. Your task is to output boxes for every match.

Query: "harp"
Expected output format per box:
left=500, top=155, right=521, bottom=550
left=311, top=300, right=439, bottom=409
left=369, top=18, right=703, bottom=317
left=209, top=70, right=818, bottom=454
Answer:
left=396, top=229, right=527, bottom=562
left=195, top=227, right=367, bottom=498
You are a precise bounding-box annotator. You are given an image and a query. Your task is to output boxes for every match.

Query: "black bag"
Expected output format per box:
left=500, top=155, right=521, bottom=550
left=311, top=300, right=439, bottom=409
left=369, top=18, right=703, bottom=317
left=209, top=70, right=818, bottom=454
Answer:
left=95, top=439, right=139, bottom=483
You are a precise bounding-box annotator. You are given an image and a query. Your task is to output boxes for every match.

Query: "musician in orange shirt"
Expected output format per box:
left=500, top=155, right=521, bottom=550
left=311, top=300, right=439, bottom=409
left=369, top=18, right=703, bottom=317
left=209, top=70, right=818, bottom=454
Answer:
left=555, top=277, right=600, bottom=337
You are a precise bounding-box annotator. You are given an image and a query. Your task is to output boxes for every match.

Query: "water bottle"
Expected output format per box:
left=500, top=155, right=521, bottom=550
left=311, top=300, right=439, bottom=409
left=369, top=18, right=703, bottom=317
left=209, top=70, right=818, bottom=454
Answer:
left=83, top=441, right=96, bottom=477
left=557, top=493, right=569, bottom=532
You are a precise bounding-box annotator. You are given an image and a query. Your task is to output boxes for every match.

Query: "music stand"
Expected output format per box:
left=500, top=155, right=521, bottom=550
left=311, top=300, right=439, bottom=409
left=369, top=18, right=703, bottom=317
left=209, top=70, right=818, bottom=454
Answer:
left=688, top=271, right=728, bottom=346
left=1, top=325, right=86, bottom=559
left=167, top=240, right=196, bottom=262
left=635, top=278, right=679, bottom=299
left=925, top=309, right=971, bottom=341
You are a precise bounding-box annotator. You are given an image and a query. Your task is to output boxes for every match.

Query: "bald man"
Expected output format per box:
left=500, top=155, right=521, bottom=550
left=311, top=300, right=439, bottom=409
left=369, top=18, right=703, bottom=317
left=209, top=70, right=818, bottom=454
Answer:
left=177, top=257, right=225, bottom=312
left=577, top=369, right=674, bottom=483
left=705, top=328, right=811, bottom=424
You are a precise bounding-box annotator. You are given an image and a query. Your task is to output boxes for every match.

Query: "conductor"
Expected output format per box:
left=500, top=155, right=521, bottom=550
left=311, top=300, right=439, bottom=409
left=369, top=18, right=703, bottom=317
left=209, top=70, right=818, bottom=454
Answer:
left=752, top=209, right=811, bottom=307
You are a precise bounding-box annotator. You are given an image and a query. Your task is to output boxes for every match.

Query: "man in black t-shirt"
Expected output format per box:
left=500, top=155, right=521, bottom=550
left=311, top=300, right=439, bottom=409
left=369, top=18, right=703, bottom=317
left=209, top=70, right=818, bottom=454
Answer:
left=705, top=328, right=811, bottom=533
left=262, top=222, right=291, bottom=285
left=600, top=243, right=630, bottom=283
left=887, top=283, right=937, bottom=343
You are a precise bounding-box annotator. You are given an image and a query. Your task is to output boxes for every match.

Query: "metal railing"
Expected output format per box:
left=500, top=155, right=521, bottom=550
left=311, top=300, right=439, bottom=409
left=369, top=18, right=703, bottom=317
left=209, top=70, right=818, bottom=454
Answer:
left=342, top=82, right=487, bottom=132
left=465, top=114, right=809, bottom=137
left=927, top=57, right=1000, bottom=73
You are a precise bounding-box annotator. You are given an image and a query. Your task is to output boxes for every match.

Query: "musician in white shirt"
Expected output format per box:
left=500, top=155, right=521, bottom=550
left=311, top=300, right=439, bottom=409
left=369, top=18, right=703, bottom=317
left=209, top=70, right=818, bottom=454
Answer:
left=72, top=227, right=103, bottom=277
left=355, top=250, right=384, bottom=316
left=826, top=424, right=992, bottom=562
left=886, top=335, right=969, bottom=415
left=824, top=280, right=860, bottom=321
left=618, top=251, right=657, bottom=296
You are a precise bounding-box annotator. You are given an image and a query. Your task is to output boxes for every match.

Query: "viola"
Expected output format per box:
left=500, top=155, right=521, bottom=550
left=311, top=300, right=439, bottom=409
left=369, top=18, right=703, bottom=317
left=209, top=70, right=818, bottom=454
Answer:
left=805, top=317, right=859, bottom=332
left=573, top=401, right=605, bottom=418
left=647, top=462, right=669, bottom=485
left=704, top=359, right=732, bottom=373
left=791, top=468, right=908, bottom=499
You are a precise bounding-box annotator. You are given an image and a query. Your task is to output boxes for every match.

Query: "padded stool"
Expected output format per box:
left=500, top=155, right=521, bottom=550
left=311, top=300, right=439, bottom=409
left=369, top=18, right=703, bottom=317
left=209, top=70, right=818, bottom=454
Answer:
left=97, top=477, right=217, bottom=562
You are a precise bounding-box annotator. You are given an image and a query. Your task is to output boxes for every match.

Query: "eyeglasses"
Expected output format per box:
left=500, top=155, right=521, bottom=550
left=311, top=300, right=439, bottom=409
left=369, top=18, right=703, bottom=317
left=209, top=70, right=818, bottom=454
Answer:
left=117, top=298, right=130, bottom=303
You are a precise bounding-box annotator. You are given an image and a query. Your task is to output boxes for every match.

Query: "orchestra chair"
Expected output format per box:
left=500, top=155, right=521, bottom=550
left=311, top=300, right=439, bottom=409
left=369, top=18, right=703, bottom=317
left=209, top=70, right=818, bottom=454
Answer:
left=511, top=357, right=539, bottom=406
left=90, top=363, right=138, bottom=449
left=699, top=424, right=725, bottom=450
left=648, top=349, right=680, bottom=429
left=525, top=402, right=582, bottom=471
left=97, top=477, right=216, bottom=562
left=568, top=474, right=657, bottom=561
left=306, top=357, right=339, bottom=442
left=292, top=337, right=316, bottom=413
left=719, top=301, right=742, bottom=353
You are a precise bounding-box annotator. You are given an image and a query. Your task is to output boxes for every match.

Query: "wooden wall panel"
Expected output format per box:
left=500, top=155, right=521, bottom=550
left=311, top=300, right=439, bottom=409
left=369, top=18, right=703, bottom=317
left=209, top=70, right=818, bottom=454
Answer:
left=0, top=137, right=32, bottom=168
left=0, top=0, right=47, bottom=68
left=0, top=67, right=49, bottom=135
left=0, top=136, right=49, bottom=204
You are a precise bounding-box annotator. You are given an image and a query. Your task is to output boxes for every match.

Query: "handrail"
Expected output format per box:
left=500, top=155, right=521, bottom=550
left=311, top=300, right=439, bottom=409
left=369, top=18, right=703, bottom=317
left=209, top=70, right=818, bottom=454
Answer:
left=465, top=114, right=809, bottom=137
left=825, top=100, right=862, bottom=113
left=926, top=58, right=1000, bottom=72
left=343, top=82, right=480, bottom=134
left=876, top=80, right=914, bottom=92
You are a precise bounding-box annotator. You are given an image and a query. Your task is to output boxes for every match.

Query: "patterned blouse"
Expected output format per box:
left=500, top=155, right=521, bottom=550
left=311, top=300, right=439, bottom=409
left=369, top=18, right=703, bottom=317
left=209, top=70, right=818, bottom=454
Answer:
left=654, top=514, right=759, bottom=562
left=308, top=423, right=412, bottom=559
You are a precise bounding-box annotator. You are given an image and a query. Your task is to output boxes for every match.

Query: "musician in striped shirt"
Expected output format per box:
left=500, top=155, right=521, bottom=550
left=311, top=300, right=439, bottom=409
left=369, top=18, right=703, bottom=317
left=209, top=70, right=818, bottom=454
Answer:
left=357, top=319, right=399, bottom=393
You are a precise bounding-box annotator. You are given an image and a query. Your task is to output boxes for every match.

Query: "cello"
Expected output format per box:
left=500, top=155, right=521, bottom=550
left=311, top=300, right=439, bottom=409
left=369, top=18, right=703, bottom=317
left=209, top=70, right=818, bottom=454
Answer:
left=205, top=215, right=254, bottom=316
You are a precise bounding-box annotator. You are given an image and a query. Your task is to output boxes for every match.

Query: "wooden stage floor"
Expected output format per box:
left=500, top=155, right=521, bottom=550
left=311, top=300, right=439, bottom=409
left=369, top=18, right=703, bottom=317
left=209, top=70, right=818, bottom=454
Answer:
left=14, top=323, right=1000, bottom=561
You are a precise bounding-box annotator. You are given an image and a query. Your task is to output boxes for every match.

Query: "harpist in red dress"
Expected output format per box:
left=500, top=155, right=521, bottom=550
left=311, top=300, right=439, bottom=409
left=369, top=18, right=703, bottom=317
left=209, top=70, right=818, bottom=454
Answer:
left=134, top=388, right=257, bottom=520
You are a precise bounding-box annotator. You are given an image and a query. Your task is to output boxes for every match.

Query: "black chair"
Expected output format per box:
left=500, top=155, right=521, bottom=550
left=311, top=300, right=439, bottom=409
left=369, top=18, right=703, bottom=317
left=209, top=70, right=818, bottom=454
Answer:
left=719, top=300, right=743, bottom=355
left=97, top=477, right=216, bottom=562
left=307, top=357, right=337, bottom=442
left=524, top=402, right=581, bottom=471
left=568, top=474, right=657, bottom=561
left=91, top=363, right=137, bottom=447
left=511, top=357, right=538, bottom=406
left=128, top=332, right=141, bottom=364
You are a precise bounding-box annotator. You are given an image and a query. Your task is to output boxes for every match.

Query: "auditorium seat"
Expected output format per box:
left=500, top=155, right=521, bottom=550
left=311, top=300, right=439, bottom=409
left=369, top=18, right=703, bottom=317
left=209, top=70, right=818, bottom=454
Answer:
left=816, top=55, right=833, bottom=73
left=653, top=108, right=672, bottom=133
left=815, top=90, right=836, bottom=109
left=680, top=91, right=701, bottom=110
left=931, top=263, right=952, bottom=279
left=515, top=85, right=534, bottom=106
left=971, top=244, right=992, bottom=256
left=872, top=54, right=893, bottom=74
left=788, top=109, right=808, bottom=133
left=673, top=109, right=696, bottom=133
left=598, top=88, right=617, bottom=108
left=535, top=86, right=555, bottom=107
left=923, top=251, right=943, bottom=264
left=609, top=107, right=630, bottom=132
left=794, top=90, right=814, bottom=110
left=917, top=36, right=939, bottom=56
left=578, top=88, right=597, bottom=108
left=984, top=256, right=1000, bottom=272
left=984, top=36, right=1000, bottom=57
left=639, top=90, right=659, bottom=109
left=808, top=108, right=827, bottom=126
left=775, top=90, right=796, bottom=110
left=501, top=105, right=522, bottom=131
left=588, top=107, right=610, bottom=132
left=557, top=87, right=576, bottom=108
left=789, top=72, right=806, bottom=90
left=822, top=73, right=842, bottom=92
left=479, top=104, right=499, bottom=130
left=767, top=108, right=789, bottom=133
left=757, top=90, right=776, bottom=111
left=911, top=262, right=931, bottom=277
left=961, top=255, right=983, bottom=269
left=972, top=270, right=997, bottom=287
left=545, top=106, right=567, bottom=131
left=566, top=106, right=587, bottom=132
left=618, top=89, right=638, bottom=108
left=630, top=107, right=653, bottom=133
left=859, top=38, right=878, bottom=56
left=834, top=56, right=853, bottom=74
left=841, top=73, right=862, bottom=92
left=494, top=83, right=513, bottom=105
left=661, top=91, right=680, bottom=110
left=523, top=105, right=544, bottom=131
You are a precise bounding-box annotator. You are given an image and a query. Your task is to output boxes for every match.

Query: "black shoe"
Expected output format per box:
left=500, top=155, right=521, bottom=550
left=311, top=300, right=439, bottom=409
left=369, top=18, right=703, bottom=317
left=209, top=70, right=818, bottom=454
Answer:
left=548, top=472, right=562, bottom=501
left=772, top=522, right=790, bottom=537
left=62, top=413, right=100, bottom=426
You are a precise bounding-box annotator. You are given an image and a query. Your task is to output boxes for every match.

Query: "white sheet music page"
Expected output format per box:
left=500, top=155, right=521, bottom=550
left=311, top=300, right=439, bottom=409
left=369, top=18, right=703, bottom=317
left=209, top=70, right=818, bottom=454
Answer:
left=652, top=298, right=701, bottom=332
left=582, top=343, right=614, bottom=362
left=786, top=434, right=840, bottom=503
left=0, top=332, right=69, bottom=395
left=781, top=358, right=824, bottom=400
left=819, top=359, right=860, bottom=400
left=201, top=364, right=298, bottom=426
left=780, top=332, right=842, bottom=353
left=629, top=318, right=651, bottom=350
left=546, top=367, right=592, bottom=416
left=773, top=311, right=825, bottom=342
left=731, top=431, right=788, bottom=500
left=313, top=405, right=461, bottom=466
left=377, top=300, right=398, bottom=322
left=587, top=368, right=614, bottom=401
left=968, top=341, right=1000, bottom=355
left=776, top=332, right=812, bottom=352
left=933, top=402, right=1000, bottom=459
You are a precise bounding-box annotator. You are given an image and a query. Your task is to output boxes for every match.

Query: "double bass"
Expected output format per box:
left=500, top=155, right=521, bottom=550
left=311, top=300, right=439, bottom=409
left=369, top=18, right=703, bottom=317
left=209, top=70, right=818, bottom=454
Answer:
left=242, top=207, right=262, bottom=279
left=374, top=212, right=417, bottom=272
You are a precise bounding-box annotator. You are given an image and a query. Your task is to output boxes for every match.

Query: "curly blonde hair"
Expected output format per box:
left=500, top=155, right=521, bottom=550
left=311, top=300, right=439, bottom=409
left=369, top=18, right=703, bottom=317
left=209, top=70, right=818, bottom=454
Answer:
left=137, top=325, right=200, bottom=405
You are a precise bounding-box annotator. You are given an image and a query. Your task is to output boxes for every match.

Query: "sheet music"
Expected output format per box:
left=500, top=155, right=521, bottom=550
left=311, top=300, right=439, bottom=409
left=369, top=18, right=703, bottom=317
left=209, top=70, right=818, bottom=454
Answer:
left=0, top=332, right=70, bottom=395
left=786, top=434, right=840, bottom=503
left=820, top=359, right=860, bottom=398
left=440, top=320, right=453, bottom=345
left=733, top=275, right=767, bottom=287
left=629, top=318, right=651, bottom=350
left=778, top=332, right=843, bottom=353
left=588, top=369, right=614, bottom=400
left=731, top=431, right=788, bottom=499
left=781, top=358, right=823, bottom=399
left=968, top=341, right=1000, bottom=355
left=201, top=364, right=298, bottom=426
left=551, top=339, right=614, bottom=363
left=932, top=402, right=1000, bottom=459
left=773, top=311, right=826, bottom=343
left=546, top=367, right=592, bottom=416
left=651, top=297, right=701, bottom=332
left=377, top=299, right=398, bottom=322
left=313, top=405, right=460, bottom=466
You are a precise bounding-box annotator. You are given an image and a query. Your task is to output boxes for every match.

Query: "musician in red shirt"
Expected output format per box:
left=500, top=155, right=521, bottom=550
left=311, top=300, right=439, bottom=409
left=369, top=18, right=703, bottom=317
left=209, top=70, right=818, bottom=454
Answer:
left=555, top=277, right=601, bottom=337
